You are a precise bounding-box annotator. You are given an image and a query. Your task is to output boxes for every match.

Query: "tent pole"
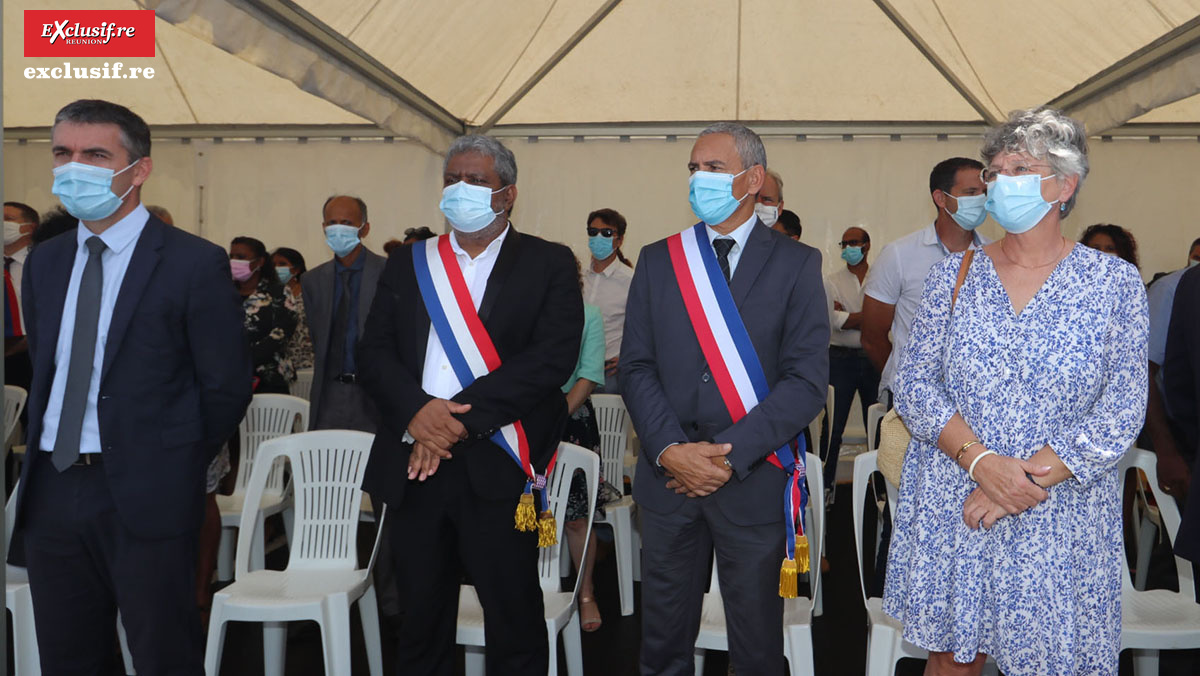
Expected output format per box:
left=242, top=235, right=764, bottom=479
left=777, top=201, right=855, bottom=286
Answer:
left=870, top=0, right=1001, bottom=126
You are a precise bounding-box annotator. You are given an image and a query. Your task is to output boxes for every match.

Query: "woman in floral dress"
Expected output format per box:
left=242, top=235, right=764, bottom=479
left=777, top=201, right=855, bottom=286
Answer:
left=272, top=247, right=314, bottom=372
left=883, top=107, right=1148, bottom=675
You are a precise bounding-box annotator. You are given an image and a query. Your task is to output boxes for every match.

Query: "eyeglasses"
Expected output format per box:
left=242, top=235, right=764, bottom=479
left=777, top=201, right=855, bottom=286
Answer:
left=981, top=162, right=1053, bottom=183
left=838, top=239, right=868, bottom=248
left=587, top=227, right=617, bottom=238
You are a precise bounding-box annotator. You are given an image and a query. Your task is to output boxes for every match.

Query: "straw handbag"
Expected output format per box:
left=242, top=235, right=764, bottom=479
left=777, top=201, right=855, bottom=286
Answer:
left=876, top=249, right=975, bottom=487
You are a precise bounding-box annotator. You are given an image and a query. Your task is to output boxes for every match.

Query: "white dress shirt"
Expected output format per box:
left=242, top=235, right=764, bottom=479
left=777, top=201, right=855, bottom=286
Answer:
left=825, top=265, right=867, bottom=348
left=420, top=225, right=510, bottom=399
left=5, top=245, right=30, bottom=331
left=583, top=258, right=633, bottom=361
left=863, top=222, right=990, bottom=396
left=41, top=204, right=149, bottom=454
left=705, top=212, right=757, bottom=278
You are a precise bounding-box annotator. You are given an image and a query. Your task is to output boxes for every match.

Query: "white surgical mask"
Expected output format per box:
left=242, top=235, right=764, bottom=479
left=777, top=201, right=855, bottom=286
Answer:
left=754, top=203, right=779, bottom=227
left=4, top=221, right=28, bottom=246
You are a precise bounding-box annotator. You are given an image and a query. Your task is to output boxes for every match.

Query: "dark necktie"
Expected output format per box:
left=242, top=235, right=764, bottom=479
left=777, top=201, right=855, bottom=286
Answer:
left=53, top=236, right=107, bottom=471
left=713, top=238, right=735, bottom=284
left=328, top=269, right=353, bottom=376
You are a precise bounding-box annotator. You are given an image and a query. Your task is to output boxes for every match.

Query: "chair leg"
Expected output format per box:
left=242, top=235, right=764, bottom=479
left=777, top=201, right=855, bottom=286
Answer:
left=117, top=612, right=135, bottom=675
left=785, top=626, right=814, bottom=676
left=1131, top=648, right=1160, bottom=676
left=203, top=606, right=229, bottom=676
left=612, top=505, right=635, bottom=617
left=865, top=628, right=894, bottom=676
left=561, top=611, right=584, bottom=676
left=217, top=527, right=235, bottom=582
left=358, top=584, right=384, bottom=676
left=320, top=598, right=353, bottom=676
left=694, top=648, right=706, bottom=675
left=262, top=621, right=287, bottom=676
left=463, top=646, right=486, bottom=676
left=12, top=588, right=42, bottom=676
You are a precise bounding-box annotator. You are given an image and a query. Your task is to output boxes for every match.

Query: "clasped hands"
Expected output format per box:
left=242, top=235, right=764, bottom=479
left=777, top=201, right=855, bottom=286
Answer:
left=662, top=442, right=733, bottom=497
left=406, top=398, right=472, bottom=481
left=962, top=451, right=1051, bottom=530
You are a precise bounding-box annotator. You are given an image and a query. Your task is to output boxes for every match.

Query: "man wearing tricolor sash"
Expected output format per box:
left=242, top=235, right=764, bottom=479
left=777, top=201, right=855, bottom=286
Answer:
left=621, top=123, right=829, bottom=675
left=358, top=135, right=582, bottom=675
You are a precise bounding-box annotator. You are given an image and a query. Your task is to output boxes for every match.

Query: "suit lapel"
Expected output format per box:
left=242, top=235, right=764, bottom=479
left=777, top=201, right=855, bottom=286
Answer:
left=728, top=220, right=775, bottom=307
left=101, top=218, right=165, bottom=384
left=478, top=227, right=521, bottom=325
left=311, top=262, right=335, bottom=354
left=357, top=249, right=383, bottom=333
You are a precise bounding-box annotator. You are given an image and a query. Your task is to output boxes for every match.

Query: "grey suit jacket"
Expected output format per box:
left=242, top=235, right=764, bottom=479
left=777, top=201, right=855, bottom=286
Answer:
left=301, top=246, right=387, bottom=424
left=621, top=220, right=830, bottom=526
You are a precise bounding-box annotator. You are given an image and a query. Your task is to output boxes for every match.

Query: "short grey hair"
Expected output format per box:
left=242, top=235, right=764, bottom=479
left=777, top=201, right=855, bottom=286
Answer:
left=765, top=169, right=784, bottom=198
left=444, top=135, right=517, bottom=186
left=698, top=122, right=767, bottom=172
left=981, top=107, right=1089, bottom=218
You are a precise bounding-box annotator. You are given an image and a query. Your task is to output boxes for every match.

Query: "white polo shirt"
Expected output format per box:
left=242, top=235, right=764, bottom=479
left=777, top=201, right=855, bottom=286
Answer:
left=863, top=222, right=989, bottom=395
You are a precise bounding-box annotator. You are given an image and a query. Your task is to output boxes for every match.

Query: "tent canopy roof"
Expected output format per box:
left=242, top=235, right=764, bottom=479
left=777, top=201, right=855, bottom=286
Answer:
left=6, top=0, right=1200, bottom=149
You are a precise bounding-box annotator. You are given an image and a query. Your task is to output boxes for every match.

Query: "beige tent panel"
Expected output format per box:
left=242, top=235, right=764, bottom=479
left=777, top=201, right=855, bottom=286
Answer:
left=499, top=0, right=982, bottom=125
left=2, top=0, right=368, bottom=127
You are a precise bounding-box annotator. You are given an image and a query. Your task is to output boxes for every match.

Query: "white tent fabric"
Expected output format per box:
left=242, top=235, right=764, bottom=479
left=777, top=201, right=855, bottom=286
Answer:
left=6, top=0, right=1200, bottom=147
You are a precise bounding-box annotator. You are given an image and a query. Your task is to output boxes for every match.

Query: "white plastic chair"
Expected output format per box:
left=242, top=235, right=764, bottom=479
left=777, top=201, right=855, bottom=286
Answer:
left=693, top=452, right=823, bottom=675
left=589, top=393, right=639, bottom=614
left=1118, top=447, right=1200, bottom=675
left=6, top=384, right=28, bottom=472
left=805, top=386, right=833, bottom=463
left=5, top=482, right=134, bottom=676
left=866, top=402, right=886, bottom=452
left=290, top=368, right=314, bottom=402
left=458, top=442, right=599, bottom=676
left=216, top=394, right=308, bottom=581
left=204, top=430, right=385, bottom=676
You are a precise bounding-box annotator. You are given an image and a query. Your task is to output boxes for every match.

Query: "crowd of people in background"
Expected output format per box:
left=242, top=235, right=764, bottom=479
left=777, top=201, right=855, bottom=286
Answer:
left=4, top=98, right=1200, bottom=676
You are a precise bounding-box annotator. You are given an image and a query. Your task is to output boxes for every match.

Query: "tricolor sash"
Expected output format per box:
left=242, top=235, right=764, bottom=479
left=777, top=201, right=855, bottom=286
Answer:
left=667, top=222, right=810, bottom=597
left=412, top=235, right=558, bottom=547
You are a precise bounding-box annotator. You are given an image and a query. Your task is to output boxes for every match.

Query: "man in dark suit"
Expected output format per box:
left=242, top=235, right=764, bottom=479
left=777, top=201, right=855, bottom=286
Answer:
left=302, top=194, right=386, bottom=431
left=12, top=99, right=252, bottom=674
left=621, top=122, right=829, bottom=675
left=358, top=134, right=581, bottom=674
left=1166, top=265, right=1200, bottom=561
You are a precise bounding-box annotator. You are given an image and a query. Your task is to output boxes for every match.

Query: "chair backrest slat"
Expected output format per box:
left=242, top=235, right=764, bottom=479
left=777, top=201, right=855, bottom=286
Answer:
left=538, top=443, right=600, bottom=595
left=4, top=384, right=28, bottom=445
left=235, top=394, right=310, bottom=498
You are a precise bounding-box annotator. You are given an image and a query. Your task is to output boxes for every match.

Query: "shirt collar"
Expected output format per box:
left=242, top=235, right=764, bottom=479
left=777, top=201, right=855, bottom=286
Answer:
left=923, top=220, right=984, bottom=255
left=334, top=248, right=368, bottom=272
left=450, top=223, right=510, bottom=261
left=9, top=245, right=30, bottom=264
left=590, top=258, right=620, bottom=278
left=76, top=203, right=148, bottom=256
left=705, top=211, right=757, bottom=251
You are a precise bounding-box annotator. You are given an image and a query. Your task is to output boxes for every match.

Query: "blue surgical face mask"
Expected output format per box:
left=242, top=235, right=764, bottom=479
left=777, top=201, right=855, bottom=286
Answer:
left=52, top=159, right=139, bottom=221
left=276, top=266, right=294, bottom=284
left=324, top=224, right=361, bottom=258
left=440, top=181, right=506, bottom=233
left=689, top=169, right=749, bottom=225
left=985, top=173, right=1059, bottom=234
left=841, top=246, right=864, bottom=266
left=944, top=192, right=987, bottom=230
left=588, top=235, right=614, bottom=261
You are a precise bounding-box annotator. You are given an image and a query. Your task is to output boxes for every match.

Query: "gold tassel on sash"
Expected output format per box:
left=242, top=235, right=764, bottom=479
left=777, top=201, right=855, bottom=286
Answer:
left=537, top=510, right=557, bottom=547
left=778, top=557, right=799, bottom=598
left=795, top=534, right=810, bottom=574
left=514, top=492, right=538, bottom=532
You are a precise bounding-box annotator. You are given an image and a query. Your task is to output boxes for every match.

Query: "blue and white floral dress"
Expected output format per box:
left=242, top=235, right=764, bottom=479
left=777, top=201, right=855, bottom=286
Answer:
left=883, top=244, right=1148, bottom=675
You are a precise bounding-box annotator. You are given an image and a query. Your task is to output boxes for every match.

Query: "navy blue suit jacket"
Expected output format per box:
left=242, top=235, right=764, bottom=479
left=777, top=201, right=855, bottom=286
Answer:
left=1167, top=265, right=1200, bottom=561
left=621, top=220, right=830, bottom=526
left=13, top=215, right=252, bottom=542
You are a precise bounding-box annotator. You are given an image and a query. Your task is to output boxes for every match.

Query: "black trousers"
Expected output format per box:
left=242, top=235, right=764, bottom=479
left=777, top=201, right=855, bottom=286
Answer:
left=639, top=498, right=785, bottom=676
left=22, top=455, right=203, bottom=675
left=385, top=457, right=546, bottom=676
left=823, top=346, right=879, bottom=492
